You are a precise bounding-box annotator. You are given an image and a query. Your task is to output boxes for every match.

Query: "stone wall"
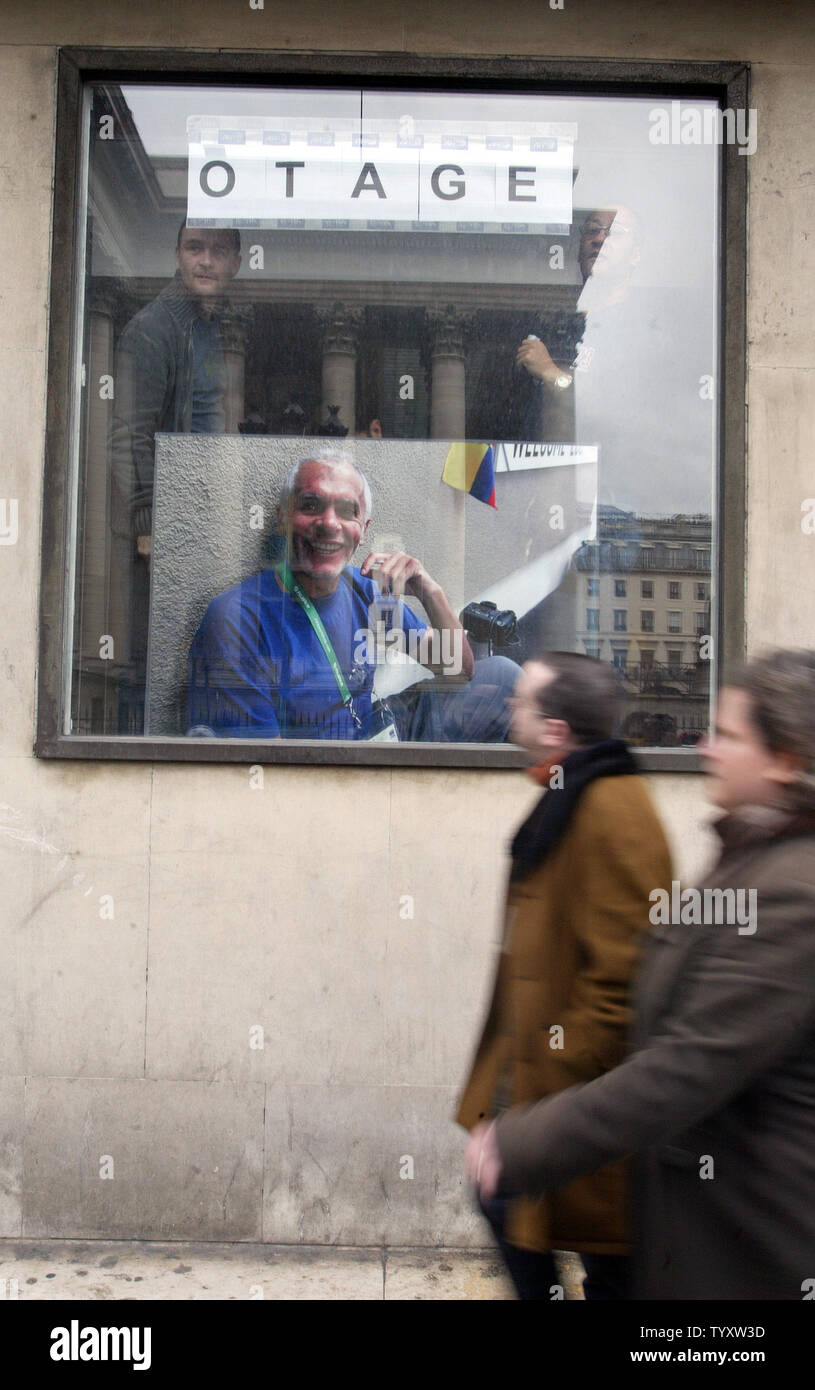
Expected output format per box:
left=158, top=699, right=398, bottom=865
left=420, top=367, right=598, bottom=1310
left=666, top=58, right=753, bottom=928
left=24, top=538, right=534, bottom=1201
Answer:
left=1, top=0, right=813, bottom=1243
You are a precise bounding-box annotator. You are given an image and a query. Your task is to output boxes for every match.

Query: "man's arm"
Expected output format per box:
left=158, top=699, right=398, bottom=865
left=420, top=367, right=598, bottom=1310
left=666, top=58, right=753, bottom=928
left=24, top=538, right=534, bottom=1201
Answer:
left=493, top=870, right=815, bottom=1199
left=110, top=315, right=173, bottom=545
left=360, top=551, right=474, bottom=680
left=188, top=594, right=282, bottom=739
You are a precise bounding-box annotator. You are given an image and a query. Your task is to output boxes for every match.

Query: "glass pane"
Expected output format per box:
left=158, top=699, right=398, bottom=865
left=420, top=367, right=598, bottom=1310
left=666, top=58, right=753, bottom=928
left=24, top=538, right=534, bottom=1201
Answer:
left=69, top=81, right=719, bottom=749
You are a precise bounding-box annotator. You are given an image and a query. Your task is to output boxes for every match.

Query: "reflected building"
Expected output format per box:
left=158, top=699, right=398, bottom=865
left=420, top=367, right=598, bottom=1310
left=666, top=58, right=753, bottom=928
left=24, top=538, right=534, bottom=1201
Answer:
left=575, top=507, right=712, bottom=745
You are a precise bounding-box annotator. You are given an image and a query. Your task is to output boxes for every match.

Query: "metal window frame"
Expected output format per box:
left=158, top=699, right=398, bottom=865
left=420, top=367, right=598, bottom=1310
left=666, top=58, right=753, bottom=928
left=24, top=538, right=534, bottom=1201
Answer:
left=36, top=49, right=748, bottom=773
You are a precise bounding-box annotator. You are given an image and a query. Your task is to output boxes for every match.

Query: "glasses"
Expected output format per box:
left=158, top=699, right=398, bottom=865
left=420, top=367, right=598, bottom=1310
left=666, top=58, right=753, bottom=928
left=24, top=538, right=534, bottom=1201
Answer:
left=579, top=219, right=631, bottom=238
left=508, top=695, right=552, bottom=717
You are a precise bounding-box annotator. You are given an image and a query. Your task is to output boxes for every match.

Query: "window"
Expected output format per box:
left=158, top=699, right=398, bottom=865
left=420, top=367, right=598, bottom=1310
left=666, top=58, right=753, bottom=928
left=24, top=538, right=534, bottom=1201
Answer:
left=694, top=611, right=707, bottom=634
left=667, top=648, right=683, bottom=671
left=640, top=649, right=655, bottom=669
left=38, top=51, right=744, bottom=764
left=640, top=611, right=654, bottom=632
left=667, top=611, right=682, bottom=633
left=583, top=641, right=601, bottom=658
left=612, top=649, right=628, bottom=672
left=696, top=582, right=708, bottom=600
left=668, top=581, right=682, bottom=600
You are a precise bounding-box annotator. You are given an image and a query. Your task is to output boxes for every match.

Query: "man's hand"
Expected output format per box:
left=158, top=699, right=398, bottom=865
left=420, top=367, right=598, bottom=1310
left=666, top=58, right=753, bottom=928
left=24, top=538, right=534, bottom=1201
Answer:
left=359, top=551, right=474, bottom=679
left=136, top=533, right=152, bottom=569
left=515, top=336, right=567, bottom=387
left=465, top=1120, right=503, bottom=1200
left=360, top=550, right=432, bottom=602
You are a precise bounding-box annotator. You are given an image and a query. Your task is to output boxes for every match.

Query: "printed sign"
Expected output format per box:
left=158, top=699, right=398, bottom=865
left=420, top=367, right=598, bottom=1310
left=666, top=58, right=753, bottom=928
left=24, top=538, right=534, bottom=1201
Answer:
left=186, top=115, right=575, bottom=233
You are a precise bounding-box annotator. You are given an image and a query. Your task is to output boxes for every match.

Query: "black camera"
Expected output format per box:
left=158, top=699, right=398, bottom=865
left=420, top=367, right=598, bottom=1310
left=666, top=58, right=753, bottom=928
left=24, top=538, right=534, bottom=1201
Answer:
left=460, top=600, right=521, bottom=659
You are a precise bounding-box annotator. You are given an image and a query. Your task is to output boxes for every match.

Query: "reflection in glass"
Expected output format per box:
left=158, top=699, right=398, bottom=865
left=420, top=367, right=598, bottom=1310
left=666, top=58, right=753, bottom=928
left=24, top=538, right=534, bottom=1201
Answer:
left=70, top=82, right=719, bottom=748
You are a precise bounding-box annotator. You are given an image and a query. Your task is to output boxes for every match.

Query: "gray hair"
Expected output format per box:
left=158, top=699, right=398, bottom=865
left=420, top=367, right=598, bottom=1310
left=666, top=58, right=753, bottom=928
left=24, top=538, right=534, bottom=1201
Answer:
left=727, top=648, right=815, bottom=813
left=278, top=449, right=372, bottom=522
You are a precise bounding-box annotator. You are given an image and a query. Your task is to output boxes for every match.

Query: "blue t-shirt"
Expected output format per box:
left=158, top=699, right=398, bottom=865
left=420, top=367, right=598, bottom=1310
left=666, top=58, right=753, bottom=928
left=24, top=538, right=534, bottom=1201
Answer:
left=188, top=565, right=428, bottom=739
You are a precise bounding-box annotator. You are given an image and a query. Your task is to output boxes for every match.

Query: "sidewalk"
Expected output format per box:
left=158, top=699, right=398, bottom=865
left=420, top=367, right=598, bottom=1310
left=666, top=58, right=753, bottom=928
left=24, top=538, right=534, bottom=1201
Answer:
left=0, top=1241, right=586, bottom=1300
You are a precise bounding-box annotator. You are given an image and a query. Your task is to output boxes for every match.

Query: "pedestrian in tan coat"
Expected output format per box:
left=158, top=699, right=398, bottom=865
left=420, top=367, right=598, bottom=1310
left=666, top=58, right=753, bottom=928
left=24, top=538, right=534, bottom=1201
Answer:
left=457, top=652, right=672, bottom=1299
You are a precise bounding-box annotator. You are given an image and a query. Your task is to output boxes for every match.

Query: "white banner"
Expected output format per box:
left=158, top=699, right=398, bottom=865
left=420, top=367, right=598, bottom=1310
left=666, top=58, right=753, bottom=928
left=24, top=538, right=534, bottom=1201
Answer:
left=186, top=115, right=575, bottom=233
left=495, top=443, right=599, bottom=472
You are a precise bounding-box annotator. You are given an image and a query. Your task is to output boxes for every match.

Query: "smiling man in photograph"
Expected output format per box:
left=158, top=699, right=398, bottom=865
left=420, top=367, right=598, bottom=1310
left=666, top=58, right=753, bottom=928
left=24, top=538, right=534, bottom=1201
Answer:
left=187, top=450, right=518, bottom=742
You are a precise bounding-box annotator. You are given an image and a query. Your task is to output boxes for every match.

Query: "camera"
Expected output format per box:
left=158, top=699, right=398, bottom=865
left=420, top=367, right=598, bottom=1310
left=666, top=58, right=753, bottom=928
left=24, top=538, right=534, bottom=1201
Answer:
left=460, top=600, right=521, bottom=659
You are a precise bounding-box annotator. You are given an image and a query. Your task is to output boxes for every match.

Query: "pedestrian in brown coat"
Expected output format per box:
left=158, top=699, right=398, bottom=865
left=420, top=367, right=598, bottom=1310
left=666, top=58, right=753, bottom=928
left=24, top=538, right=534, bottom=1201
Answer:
left=457, top=652, right=672, bottom=1299
left=467, top=648, right=815, bottom=1300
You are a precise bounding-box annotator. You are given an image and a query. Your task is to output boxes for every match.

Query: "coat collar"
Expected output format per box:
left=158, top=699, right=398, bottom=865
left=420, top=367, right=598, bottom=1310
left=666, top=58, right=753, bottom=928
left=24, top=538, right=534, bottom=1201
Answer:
left=510, top=738, right=639, bottom=881
left=712, top=803, right=815, bottom=853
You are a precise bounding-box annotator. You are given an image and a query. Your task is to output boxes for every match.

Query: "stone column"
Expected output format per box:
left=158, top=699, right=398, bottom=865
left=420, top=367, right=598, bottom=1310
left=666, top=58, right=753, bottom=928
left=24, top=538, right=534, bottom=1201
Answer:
left=220, top=306, right=252, bottom=434
left=426, top=309, right=469, bottom=611
left=82, top=289, right=119, bottom=730
left=317, top=304, right=360, bottom=437
left=428, top=308, right=466, bottom=440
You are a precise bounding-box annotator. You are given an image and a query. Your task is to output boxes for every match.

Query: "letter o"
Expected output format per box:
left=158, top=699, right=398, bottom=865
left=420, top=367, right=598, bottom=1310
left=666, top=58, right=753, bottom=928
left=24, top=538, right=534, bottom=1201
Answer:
left=199, top=160, right=236, bottom=198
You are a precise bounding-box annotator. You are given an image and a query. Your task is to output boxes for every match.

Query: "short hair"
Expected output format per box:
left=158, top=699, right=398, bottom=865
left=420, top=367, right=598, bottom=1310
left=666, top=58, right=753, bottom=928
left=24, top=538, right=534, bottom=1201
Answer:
left=176, top=218, right=241, bottom=255
left=531, top=651, right=621, bottom=745
left=726, top=648, right=815, bottom=813
left=278, top=449, right=372, bottom=523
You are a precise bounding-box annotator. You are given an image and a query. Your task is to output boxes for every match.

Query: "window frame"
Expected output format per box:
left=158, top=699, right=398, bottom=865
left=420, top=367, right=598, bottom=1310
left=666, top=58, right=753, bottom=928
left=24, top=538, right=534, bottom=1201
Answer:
left=36, top=48, right=748, bottom=772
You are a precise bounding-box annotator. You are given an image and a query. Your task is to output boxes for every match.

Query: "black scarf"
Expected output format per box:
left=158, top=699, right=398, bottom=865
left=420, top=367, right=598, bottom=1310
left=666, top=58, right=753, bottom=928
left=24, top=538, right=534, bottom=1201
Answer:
left=510, top=738, right=640, bottom=882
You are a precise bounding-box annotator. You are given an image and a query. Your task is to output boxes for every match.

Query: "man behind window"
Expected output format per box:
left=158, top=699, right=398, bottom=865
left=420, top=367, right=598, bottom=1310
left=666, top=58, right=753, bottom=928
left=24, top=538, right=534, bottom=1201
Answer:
left=111, top=220, right=242, bottom=560
left=187, top=450, right=518, bottom=742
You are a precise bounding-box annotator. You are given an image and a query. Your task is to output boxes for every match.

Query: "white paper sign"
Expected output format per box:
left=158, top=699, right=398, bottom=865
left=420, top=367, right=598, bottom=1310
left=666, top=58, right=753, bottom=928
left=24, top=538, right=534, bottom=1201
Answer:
left=186, top=116, right=575, bottom=233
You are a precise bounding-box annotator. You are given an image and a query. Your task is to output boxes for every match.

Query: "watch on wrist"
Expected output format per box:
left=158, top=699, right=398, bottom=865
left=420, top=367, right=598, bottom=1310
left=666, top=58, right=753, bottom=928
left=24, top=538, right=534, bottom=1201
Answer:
left=553, top=372, right=573, bottom=389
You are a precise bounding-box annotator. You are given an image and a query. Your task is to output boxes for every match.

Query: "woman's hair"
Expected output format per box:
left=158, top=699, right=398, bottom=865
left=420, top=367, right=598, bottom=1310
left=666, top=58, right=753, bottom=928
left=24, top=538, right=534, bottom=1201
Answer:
left=727, top=648, right=815, bottom=812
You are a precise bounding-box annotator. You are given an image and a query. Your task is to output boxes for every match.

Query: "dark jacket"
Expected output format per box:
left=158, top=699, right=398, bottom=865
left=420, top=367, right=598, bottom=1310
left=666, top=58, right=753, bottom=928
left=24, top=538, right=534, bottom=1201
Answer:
left=495, top=806, right=815, bottom=1299
left=110, top=277, right=225, bottom=537
left=457, top=746, right=673, bottom=1255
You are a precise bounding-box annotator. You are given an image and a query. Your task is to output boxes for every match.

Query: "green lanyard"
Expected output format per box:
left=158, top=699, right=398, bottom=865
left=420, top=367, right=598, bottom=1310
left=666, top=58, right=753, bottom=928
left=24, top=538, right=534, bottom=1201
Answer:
left=276, top=560, right=352, bottom=707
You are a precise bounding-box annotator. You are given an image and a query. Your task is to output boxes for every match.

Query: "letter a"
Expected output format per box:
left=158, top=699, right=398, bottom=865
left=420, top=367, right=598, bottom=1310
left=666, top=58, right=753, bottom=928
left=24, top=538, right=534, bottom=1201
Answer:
left=649, top=108, right=670, bottom=146
left=351, top=163, right=387, bottom=199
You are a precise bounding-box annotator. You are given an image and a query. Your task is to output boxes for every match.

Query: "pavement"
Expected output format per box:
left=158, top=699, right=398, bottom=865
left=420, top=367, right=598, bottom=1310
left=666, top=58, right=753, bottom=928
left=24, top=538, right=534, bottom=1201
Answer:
left=0, top=1240, right=586, bottom=1300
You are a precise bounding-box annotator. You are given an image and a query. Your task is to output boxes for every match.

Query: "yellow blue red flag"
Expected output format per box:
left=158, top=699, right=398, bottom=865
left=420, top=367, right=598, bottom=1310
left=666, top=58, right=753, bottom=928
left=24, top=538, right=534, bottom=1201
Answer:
left=441, top=442, right=497, bottom=508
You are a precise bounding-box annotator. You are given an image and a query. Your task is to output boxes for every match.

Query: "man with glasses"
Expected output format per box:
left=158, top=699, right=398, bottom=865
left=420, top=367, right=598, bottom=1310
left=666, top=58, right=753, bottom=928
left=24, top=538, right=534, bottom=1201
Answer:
left=456, top=651, right=671, bottom=1299
left=187, top=450, right=519, bottom=742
